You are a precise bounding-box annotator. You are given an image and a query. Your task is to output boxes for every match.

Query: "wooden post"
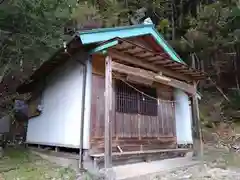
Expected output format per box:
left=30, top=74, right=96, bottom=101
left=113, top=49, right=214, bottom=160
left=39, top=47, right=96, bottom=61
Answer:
left=191, top=82, right=203, bottom=158
left=191, top=54, right=203, bottom=157
left=104, top=56, right=113, bottom=168
left=138, top=114, right=141, bottom=140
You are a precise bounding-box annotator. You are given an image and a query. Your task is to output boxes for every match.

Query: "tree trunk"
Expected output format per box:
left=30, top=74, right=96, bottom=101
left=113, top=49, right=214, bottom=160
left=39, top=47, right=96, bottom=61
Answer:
left=171, top=0, right=175, bottom=40
left=233, top=45, right=239, bottom=90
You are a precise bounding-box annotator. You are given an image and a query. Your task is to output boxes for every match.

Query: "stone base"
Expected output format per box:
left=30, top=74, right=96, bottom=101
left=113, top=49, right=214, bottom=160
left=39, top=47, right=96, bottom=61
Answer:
left=177, top=144, right=193, bottom=149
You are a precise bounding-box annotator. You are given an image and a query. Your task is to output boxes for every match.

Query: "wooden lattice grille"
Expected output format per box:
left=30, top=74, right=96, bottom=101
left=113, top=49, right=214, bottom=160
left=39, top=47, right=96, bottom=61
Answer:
left=115, top=81, right=158, bottom=116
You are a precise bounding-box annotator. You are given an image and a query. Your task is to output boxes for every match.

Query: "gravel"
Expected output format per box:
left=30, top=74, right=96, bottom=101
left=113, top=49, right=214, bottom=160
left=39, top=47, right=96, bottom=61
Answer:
left=156, top=163, right=240, bottom=180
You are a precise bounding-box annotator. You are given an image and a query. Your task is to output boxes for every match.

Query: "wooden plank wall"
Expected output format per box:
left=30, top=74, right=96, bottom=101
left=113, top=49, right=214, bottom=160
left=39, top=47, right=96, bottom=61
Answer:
left=90, top=55, right=176, bottom=152
left=114, top=83, right=175, bottom=139
left=155, top=84, right=176, bottom=137
left=91, top=74, right=105, bottom=138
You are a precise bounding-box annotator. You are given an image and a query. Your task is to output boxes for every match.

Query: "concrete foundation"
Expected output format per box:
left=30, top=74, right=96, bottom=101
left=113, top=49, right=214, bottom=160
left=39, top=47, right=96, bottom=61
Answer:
left=30, top=147, right=197, bottom=180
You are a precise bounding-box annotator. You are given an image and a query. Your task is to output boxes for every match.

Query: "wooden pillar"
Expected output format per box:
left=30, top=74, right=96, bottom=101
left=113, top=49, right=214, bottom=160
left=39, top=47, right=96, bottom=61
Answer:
left=191, top=82, right=203, bottom=158
left=104, top=55, right=113, bottom=168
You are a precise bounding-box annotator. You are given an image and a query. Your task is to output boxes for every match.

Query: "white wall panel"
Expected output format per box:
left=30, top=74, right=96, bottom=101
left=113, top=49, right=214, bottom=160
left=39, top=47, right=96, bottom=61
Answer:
left=26, top=58, right=89, bottom=148
left=83, top=59, right=92, bottom=149
left=174, top=89, right=193, bottom=144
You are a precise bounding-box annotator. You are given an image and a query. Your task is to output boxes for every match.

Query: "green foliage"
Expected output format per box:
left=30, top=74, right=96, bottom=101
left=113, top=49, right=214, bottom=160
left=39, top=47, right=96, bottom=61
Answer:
left=222, top=89, right=240, bottom=120
left=97, top=0, right=129, bottom=27
left=0, top=0, right=240, bottom=120
left=186, top=1, right=238, bottom=51
left=0, top=0, right=75, bottom=77
left=0, top=0, right=239, bottom=75
left=157, top=18, right=169, bottom=34
left=71, top=1, right=102, bottom=27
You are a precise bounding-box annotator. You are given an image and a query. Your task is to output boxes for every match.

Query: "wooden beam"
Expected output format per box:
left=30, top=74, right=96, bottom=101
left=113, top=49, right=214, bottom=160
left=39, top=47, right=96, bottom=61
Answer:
left=148, top=55, right=164, bottom=61
left=177, top=69, right=192, bottom=73
left=112, top=61, right=196, bottom=94
left=191, top=82, right=203, bottom=158
left=109, top=49, right=192, bottom=82
left=153, top=59, right=172, bottom=65
left=112, top=62, right=154, bottom=79
left=135, top=51, right=153, bottom=58
left=170, top=78, right=196, bottom=94
left=104, top=56, right=113, bottom=168
left=115, top=41, right=134, bottom=50
left=109, top=49, right=159, bottom=71
left=126, top=47, right=144, bottom=54
left=171, top=66, right=188, bottom=70
left=164, top=62, right=181, bottom=67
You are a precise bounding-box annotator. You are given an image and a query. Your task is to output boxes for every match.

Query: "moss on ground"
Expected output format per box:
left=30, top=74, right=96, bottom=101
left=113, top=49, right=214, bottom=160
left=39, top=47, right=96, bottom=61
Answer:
left=0, top=147, right=76, bottom=180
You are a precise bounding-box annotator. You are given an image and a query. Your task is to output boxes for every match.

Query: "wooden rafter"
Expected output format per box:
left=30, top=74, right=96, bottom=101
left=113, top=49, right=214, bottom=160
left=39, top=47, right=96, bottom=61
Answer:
left=108, top=49, right=193, bottom=81
left=164, top=62, right=181, bottom=67
left=135, top=51, right=153, bottom=58
left=148, top=54, right=165, bottom=61
left=115, top=42, right=134, bottom=50
left=113, top=39, right=205, bottom=79
left=153, top=59, right=172, bottom=65
left=126, top=47, right=144, bottom=54
left=90, top=37, right=206, bottom=81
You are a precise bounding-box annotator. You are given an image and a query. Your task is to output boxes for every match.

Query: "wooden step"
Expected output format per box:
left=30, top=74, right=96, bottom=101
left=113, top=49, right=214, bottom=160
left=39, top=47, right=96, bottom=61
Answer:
left=90, top=148, right=190, bottom=169
left=91, top=143, right=177, bottom=154
left=91, top=137, right=177, bottom=154
left=91, top=148, right=189, bottom=158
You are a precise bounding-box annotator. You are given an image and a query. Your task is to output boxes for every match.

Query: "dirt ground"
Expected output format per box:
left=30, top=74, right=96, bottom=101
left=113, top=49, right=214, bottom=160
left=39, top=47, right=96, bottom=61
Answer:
left=156, top=144, right=240, bottom=180
left=157, top=164, right=240, bottom=180
left=0, top=147, right=76, bottom=180
left=0, top=144, right=240, bottom=180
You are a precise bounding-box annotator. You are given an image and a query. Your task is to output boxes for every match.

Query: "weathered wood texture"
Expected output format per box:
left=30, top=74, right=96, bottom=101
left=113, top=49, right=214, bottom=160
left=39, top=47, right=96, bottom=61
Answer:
left=112, top=61, right=196, bottom=94
left=191, top=82, right=203, bottom=157
left=91, top=138, right=176, bottom=154
left=104, top=56, right=112, bottom=168
left=90, top=73, right=176, bottom=153
left=107, top=39, right=205, bottom=81
left=92, top=54, right=105, bottom=76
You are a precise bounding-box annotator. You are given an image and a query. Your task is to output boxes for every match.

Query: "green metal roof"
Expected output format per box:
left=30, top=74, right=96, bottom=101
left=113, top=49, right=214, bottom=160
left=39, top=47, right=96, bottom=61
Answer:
left=78, top=24, right=185, bottom=64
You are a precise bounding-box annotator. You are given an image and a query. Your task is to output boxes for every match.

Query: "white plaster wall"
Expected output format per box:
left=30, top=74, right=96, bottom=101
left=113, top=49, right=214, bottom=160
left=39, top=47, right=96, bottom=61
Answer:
left=83, top=59, right=92, bottom=149
left=27, top=58, right=90, bottom=149
left=174, top=89, right=193, bottom=144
